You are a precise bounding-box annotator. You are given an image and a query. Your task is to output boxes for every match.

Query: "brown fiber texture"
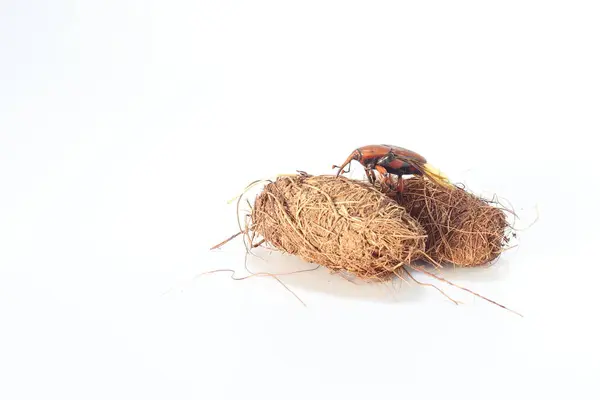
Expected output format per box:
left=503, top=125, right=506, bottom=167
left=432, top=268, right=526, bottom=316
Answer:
left=395, top=177, right=509, bottom=267
left=250, top=174, right=426, bottom=280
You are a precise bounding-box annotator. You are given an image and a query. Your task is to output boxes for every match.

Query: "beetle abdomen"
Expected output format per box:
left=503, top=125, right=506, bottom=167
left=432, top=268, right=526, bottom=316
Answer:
left=382, top=158, right=421, bottom=176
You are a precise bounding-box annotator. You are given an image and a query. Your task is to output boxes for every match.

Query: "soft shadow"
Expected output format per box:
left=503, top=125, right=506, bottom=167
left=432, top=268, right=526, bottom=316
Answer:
left=239, top=247, right=513, bottom=304
left=421, top=257, right=513, bottom=283
left=243, top=248, right=428, bottom=304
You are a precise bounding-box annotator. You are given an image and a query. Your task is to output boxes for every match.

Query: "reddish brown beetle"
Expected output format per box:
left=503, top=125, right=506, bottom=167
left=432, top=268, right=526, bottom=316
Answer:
left=332, top=144, right=451, bottom=193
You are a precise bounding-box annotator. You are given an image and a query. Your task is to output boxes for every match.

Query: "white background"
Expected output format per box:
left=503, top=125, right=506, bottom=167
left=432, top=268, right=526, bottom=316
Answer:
left=1, top=1, right=599, bottom=399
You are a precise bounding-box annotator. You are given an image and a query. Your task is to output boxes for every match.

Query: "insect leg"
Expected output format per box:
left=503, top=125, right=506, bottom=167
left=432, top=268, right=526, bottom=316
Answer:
left=365, top=167, right=376, bottom=184
left=397, top=175, right=404, bottom=193
left=374, top=165, right=395, bottom=192
left=374, top=165, right=388, bottom=176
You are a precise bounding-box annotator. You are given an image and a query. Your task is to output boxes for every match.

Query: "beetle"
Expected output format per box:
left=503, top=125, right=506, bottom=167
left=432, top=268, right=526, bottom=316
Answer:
left=332, top=144, right=451, bottom=193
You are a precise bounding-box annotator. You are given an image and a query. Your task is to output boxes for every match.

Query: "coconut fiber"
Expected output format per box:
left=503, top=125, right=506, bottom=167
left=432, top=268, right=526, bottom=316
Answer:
left=249, top=174, right=426, bottom=280
left=393, top=177, right=510, bottom=267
